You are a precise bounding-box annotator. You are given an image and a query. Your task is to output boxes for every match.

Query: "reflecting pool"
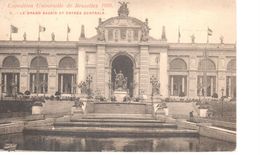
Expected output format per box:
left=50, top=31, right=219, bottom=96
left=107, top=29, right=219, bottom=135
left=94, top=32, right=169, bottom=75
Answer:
left=0, top=133, right=235, bottom=151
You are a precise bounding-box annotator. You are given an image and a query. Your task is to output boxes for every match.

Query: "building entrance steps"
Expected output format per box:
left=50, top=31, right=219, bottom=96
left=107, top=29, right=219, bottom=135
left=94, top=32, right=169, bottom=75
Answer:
left=54, top=121, right=177, bottom=128
left=82, top=113, right=154, bottom=120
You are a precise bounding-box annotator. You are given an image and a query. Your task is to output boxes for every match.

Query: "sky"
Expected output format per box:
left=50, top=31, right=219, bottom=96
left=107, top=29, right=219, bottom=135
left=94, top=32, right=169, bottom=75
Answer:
left=0, top=0, right=236, bottom=43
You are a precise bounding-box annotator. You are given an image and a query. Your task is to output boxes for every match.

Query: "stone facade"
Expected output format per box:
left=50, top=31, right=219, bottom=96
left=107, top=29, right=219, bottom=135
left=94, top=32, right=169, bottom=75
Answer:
left=0, top=6, right=236, bottom=99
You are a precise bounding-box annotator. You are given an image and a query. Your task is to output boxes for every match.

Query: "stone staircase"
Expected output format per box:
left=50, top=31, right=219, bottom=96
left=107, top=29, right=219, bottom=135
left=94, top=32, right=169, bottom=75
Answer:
left=30, top=113, right=198, bottom=137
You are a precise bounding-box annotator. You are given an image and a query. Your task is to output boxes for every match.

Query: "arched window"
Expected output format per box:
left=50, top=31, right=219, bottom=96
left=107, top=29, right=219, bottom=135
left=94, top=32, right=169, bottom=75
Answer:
left=30, top=56, right=48, bottom=69
left=198, top=59, right=216, bottom=71
left=169, top=58, right=187, bottom=71
left=2, top=56, right=20, bottom=68
left=227, top=59, right=236, bottom=71
left=58, top=57, right=76, bottom=69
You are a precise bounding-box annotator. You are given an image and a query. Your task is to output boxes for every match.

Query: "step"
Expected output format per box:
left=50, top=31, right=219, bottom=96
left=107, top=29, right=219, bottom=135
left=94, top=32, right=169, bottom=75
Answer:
left=24, top=126, right=198, bottom=137
left=71, top=118, right=163, bottom=123
left=83, top=114, right=154, bottom=120
left=54, top=122, right=177, bottom=128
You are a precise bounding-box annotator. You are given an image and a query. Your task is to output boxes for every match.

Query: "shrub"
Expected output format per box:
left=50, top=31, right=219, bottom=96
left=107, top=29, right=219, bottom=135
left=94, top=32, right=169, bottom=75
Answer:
left=179, top=92, right=185, bottom=97
left=111, top=96, right=117, bottom=101
left=165, top=97, right=170, bottom=102
left=50, top=95, right=54, bottom=100
left=212, top=93, right=218, bottom=98
left=55, top=91, right=61, bottom=100
left=33, top=101, right=43, bottom=106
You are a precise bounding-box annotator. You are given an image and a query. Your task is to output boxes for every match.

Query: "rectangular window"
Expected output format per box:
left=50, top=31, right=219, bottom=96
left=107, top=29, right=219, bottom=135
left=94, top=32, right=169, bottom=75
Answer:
left=58, top=74, right=76, bottom=94
left=133, top=30, right=139, bottom=41
left=30, top=73, right=48, bottom=93
left=108, top=29, right=113, bottom=41
left=120, top=28, right=126, bottom=40
left=226, top=76, right=236, bottom=98
left=169, top=75, right=187, bottom=96
left=197, top=76, right=216, bottom=97
left=1, top=73, right=20, bottom=95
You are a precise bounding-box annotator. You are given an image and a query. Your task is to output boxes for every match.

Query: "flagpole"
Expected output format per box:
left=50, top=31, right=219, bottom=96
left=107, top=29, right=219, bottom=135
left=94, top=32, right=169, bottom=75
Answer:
left=207, top=27, right=209, bottom=43
left=67, top=25, right=70, bottom=41
left=38, top=25, right=40, bottom=41
left=10, top=25, right=12, bottom=41
left=178, top=26, right=180, bottom=43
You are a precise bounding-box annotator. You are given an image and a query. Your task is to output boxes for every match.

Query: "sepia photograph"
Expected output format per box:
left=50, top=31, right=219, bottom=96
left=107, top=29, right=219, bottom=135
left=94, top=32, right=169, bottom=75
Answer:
left=0, top=0, right=237, bottom=152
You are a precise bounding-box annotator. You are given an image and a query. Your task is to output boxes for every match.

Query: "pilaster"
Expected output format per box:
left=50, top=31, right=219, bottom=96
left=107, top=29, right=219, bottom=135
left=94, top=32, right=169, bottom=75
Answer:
left=159, top=51, right=168, bottom=97
left=77, top=48, right=86, bottom=93
left=139, top=45, right=150, bottom=96
left=96, top=45, right=106, bottom=95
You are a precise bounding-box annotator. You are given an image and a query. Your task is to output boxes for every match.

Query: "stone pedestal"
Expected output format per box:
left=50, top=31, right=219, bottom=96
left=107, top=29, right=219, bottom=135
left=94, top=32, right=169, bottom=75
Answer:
left=114, top=91, right=127, bottom=102
left=32, top=106, right=43, bottom=115
left=199, top=109, right=208, bottom=117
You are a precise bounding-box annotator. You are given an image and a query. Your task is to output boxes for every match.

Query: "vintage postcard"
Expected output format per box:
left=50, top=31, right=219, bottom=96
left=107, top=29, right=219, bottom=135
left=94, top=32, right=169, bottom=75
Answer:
left=0, top=0, right=236, bottom=152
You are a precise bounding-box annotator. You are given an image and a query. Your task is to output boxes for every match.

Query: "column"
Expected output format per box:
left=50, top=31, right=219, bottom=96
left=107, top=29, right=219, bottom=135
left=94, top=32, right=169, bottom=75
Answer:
left=77, top=48, right=86, bottom=94
left=14, top=74, right=18, bottom=94
left=139, top=45, right=150, bottom=96
left=43, top=73, right=46, bottom=93
left=182, top=77, right=185, bottom=93
left=199, top=76, right=203, bottom=95
left=228, top=77, right=232, bottom=97
left=71, top=74, right=74, bottom=94
left=32, top=74, right=35, bottom=93
left=4, top=74, right=7, bottom=93
left=60, top=75, right=63, bottom=93
left=159, top=51, right=168, bottom=97
left=210, top=77, right=214, bottom=96
left=0, top=73, right=2, bottom=96
left=96, top=45, right=106, bottom=95
left=170, top=76, right=173, bottom=96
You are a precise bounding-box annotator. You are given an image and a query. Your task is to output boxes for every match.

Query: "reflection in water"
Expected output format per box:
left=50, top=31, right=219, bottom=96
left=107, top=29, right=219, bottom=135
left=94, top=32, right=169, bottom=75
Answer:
left=0, top=133, right=235, bottom=152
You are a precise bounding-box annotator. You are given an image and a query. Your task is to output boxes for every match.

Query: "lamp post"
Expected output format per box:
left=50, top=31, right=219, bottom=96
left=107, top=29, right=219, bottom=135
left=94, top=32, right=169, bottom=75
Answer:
left=86, top=74, right=93, bottom=96
left=221, top=88, right=224, bottom=118
left=150, top=75, right=160, bottom=113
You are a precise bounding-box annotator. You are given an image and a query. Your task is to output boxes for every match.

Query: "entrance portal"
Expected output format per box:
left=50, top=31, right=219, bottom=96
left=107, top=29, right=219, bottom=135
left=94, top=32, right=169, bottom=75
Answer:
left=111, top=55, right=134, bottom=97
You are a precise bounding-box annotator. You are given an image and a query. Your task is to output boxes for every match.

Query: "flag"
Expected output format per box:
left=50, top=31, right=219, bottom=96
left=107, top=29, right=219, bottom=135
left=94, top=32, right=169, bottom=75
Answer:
left=178, top=27, right=181, bottom=38
left=208, top=27, right=213, bottom=36
left=67, top=25, right=71, bottom=33
left=10, top=25, right=18, bottom=33
left=39, top=25, right=46, bottom=32
left=178, top=26, right=181, bottom=43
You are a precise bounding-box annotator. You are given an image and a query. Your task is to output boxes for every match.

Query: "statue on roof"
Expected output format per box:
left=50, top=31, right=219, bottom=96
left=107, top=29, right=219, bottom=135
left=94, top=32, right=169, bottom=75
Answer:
left=118, top=1, right=129, bottom=17
left=51, top=32, right=55, bottom=41
left=96, top=26, right=105, bottom=41
left=141, top=25, right=150, bottom=42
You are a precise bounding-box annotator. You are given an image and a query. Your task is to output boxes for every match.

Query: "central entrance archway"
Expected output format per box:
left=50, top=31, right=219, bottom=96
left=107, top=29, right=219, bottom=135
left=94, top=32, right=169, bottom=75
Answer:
left=111, top=55, right=134, bottom=97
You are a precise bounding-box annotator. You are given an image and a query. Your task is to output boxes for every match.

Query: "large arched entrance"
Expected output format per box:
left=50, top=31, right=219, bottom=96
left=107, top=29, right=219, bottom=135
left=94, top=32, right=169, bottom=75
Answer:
left=111, top=55, right=134, bottom=97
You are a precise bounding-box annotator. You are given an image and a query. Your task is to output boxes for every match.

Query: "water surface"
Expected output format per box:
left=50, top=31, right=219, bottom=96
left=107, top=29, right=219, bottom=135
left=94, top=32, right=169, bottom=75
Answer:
left=0, top=133, right=235, bottom=151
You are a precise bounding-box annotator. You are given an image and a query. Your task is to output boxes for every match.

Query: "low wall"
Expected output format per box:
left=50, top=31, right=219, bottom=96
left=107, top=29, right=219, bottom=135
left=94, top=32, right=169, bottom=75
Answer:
left=43, top=101, right=74, bottom=115
left=176, top=120, right=199, bottom=130
left=176, top=119, right=236, bottom=143
left=24, top=118, right=55, bottom=128
left=192, top=117, right=236, bottom=130
left=199, top=126, right=236, bottom=143
left=0, top=114, right=44, bottom=124
left=0, top=121, right=24, bottom=135
left=88, top=102, right=152, bottom=114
